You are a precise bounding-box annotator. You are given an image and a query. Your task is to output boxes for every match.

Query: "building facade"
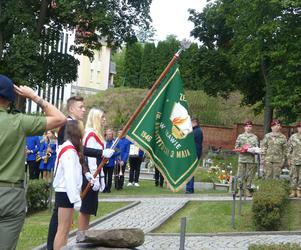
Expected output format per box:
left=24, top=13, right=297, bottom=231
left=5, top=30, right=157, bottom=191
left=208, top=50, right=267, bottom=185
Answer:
left=27, top=29, right=115, bottom=113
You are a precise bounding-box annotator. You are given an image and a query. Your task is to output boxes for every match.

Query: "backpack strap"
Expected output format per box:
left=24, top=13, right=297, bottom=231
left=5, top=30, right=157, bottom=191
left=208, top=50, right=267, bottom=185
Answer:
left=84, top=131, right=104, bottom=149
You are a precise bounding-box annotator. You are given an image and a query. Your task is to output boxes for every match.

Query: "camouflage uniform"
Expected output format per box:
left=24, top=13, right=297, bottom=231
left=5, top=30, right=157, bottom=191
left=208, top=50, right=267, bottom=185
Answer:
left=287, top=133, right=301, bottom=190
left=261, top=132, right=287, bottom=179
left=235, top=132, right=258, bottom=194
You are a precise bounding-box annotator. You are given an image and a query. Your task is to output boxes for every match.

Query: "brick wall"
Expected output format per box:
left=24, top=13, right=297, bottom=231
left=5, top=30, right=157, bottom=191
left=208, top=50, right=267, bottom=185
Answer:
left=201, top=123, right=294, bottom=151
left=201, top=125, right=235, bottom=151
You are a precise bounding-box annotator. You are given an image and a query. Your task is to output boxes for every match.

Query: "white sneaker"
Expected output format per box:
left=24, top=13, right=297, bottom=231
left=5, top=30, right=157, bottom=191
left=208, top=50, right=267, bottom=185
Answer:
left=127, top=182, right=133, bottom=187
left=134, top=182, right=140, bottom=187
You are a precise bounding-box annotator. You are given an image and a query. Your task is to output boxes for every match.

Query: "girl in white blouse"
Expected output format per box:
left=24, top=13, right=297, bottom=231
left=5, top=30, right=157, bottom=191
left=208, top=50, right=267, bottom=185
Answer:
left=53, top=120, right=84, bottom=250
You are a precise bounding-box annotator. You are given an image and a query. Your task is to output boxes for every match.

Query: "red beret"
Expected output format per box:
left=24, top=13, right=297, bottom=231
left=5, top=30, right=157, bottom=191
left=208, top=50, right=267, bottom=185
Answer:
left=271, top=119, right=281, bottom=126
left=297, top=122, right=301, bottom=128
left=244, top=121, right=253, bottom=126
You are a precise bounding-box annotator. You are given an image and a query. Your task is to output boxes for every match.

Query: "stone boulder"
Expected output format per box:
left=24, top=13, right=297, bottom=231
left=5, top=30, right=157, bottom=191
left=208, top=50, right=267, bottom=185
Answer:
left=75, top=228, right=144, bottom=248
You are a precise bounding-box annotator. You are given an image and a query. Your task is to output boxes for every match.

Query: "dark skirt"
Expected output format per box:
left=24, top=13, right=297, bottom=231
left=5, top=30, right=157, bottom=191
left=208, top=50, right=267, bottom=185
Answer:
left=80, top=176, right=99, bottom=216
left=55, top=192, right=74, bottom=208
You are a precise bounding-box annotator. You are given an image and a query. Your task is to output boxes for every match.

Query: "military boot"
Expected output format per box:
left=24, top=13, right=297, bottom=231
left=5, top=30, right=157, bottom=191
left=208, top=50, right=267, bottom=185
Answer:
left=297, top=188, right=301, bottom=198
left=289, top=189, right=297, bottom=198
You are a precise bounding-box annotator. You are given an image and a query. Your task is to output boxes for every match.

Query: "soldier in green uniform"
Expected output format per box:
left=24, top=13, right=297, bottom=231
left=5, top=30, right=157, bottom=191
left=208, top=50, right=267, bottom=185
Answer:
left=0, top=75, right=66, bottom=250
left=235, top=121, right=258, bottom=197
left=261, top=120, right=287, bottom=180
left=287, top=122, right=301, bottom=198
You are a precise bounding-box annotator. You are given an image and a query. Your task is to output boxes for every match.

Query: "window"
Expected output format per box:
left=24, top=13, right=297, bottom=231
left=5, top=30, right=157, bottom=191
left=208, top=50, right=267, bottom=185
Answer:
left=97, top=71, right=101, bottom=84
left=98, top=49, right=102, bottom=61
left=90, top=69, right=94, bottom=82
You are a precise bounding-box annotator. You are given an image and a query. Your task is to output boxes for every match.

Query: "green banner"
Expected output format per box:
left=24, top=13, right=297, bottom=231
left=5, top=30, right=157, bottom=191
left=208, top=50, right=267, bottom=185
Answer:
left=127, top=64, right=199, bottom=192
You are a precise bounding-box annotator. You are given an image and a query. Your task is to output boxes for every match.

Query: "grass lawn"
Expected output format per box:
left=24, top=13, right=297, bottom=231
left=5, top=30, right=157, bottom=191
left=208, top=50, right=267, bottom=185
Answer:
left=154, top=200, right=301, bottom=233
left=249, top=243, right=301, bottom=250
left=280, top=200, right=301, bottom=231
left=17, top=201, right=129, bottom=250
left=100, top=179, right=228, bottom=196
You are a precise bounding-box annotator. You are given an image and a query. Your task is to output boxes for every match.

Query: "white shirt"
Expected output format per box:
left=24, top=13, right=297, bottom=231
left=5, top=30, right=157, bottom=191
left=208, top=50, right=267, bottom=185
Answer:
left=83, top=128, right=104, bottom=174
left=83, top=129, right=105, bottom=191
left=53, top=140, right=82, bottom=204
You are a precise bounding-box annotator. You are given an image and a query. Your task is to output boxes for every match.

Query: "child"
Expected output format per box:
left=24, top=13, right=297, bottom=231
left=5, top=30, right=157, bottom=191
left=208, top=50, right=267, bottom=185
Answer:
left=52, top=120, right=84, bottom=249
left=39, top=130, right=57, bottom=182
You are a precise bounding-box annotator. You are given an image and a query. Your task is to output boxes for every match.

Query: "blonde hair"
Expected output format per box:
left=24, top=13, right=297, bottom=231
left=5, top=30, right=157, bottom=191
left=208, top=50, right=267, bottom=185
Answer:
left=85, top=108, right=105, bottom=141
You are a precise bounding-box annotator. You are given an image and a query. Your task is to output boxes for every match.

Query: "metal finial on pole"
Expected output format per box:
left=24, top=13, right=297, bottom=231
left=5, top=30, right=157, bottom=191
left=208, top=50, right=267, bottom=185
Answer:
left=176, top=39, right=192, bottom=57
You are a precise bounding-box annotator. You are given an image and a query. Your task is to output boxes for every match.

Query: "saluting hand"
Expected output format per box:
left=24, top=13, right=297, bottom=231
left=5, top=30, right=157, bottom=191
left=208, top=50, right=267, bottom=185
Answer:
left=14, top=85, right=37, bottom=100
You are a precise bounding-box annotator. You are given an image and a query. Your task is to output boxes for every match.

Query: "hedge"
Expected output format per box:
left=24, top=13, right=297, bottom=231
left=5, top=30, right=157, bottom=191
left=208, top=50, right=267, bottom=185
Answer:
left=252, top=179, right=289, bottom=231
left=249, top=243, right=301, bottom=250
left=26, top=179, right=50, bottom=213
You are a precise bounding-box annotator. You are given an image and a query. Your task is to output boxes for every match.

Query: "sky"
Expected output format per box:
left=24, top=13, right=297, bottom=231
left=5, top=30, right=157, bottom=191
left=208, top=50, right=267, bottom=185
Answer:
left=150, top=0, right=208, bottom=42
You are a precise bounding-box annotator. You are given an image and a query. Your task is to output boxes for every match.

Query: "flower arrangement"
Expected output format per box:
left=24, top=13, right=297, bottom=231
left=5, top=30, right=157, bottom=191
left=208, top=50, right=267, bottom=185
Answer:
left=208, top=163, right=233, bottom=184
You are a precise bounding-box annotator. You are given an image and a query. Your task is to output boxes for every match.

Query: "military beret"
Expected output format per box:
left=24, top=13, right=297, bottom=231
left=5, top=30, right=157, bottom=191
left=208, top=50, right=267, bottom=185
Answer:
left=297, top=122, right=301, bottom=128
left=271, top=119, right=281, bottom=126
left=244, top=120, right=253, bottom=126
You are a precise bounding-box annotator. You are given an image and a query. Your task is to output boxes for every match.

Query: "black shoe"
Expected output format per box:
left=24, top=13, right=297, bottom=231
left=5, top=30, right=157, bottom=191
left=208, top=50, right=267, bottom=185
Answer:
left=185, top=191, right=193, bottom=194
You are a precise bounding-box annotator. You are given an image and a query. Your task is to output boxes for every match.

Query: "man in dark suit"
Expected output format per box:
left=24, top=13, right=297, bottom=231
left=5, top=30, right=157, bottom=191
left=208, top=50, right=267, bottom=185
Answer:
left=186, top=118, right=203, bottom=194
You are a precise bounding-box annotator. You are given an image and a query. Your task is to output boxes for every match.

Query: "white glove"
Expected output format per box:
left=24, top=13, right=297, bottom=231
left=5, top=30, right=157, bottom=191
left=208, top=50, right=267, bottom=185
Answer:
left=85, top=172, right=94, bottom=182
left=103, top=148, right=115, bottom=158
left=99, top=170, right=106, bottom=192
left=92, top=177, right=100, bottom=191
left=74, top=200, right=82, bottom=211
left=247, top=147, right=261, bottom=154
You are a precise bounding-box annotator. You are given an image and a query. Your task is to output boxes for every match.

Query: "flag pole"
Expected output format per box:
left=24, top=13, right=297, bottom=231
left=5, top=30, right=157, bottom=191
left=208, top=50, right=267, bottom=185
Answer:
left=81, top=40, right=191, bottom=199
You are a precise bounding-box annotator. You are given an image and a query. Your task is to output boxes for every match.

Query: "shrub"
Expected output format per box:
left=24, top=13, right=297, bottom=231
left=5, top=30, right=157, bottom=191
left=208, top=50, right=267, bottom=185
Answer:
left=252, top=180, right=289, bottom=231
left=249, top=243, right=301, bottom=250
left=26, top=179, right=50, bottom=213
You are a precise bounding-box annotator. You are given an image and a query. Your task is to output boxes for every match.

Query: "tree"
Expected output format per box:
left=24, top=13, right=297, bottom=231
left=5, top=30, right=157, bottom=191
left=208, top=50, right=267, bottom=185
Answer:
left=118, top=36, right=203, bottom=90
left=136, top=26, right=156, bottom=43
left=0, top=0, right=152, bottom=88
left=178, top=43, right=202, bottom=90
left=123, top=42, right=143, bottom=87
left=155, top=35, right=180, bottom=77
left=189, top=0, right=301, bottom=132
left=139, top=42, right=157, bottom=88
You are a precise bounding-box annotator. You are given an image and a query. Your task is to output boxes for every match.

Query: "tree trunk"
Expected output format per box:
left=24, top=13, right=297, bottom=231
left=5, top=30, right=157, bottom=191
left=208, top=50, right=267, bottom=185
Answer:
left=37, top=0, right=50, bottom=35
left=263, top=97, right=273, bottom=135
left=261, top=57, right=273, bottom=134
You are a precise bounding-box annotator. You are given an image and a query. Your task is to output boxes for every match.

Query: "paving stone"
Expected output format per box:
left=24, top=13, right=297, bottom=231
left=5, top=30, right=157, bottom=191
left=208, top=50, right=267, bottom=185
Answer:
left=63, top=195, right=301, bottom=250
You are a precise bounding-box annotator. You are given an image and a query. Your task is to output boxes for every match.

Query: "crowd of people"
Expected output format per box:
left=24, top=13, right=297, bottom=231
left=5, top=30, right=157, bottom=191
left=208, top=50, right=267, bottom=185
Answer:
left=235, top=119, right=301, bottom=198
left=24, top=117, right=145, bottom=193
left=45, top=101, right=145, bottom=249
left=1, top=73, right=301, bottom=250
left=26, top=131, right=57, bottom=182
left=0, top=75, right=147, bottom=250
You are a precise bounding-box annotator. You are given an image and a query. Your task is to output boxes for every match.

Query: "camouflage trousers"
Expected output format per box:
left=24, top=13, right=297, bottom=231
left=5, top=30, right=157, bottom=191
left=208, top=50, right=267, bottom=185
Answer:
left=290, top=164, right=301, bottom=189
left=264, top=162, right=283, bottom=180
left=237, top=163, right=257, bottom=190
